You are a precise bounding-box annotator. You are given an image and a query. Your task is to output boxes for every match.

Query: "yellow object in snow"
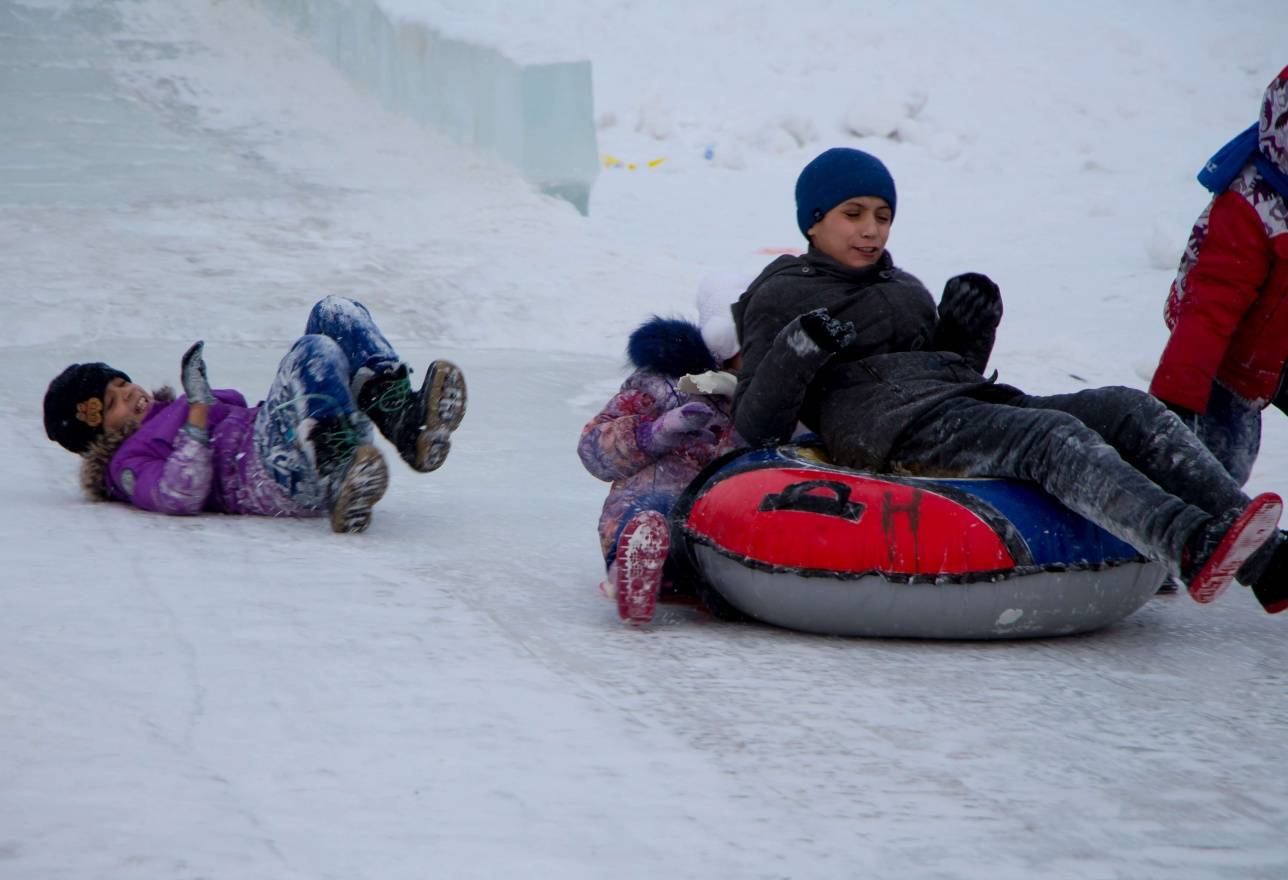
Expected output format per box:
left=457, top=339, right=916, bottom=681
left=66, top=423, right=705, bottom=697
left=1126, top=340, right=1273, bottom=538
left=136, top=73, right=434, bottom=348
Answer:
left=601, top=154, right=666, bottom=170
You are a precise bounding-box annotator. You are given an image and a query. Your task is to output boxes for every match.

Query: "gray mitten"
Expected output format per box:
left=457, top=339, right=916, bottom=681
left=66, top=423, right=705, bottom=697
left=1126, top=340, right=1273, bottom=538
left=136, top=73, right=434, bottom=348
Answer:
left=180, top=341, right=215, bottom=405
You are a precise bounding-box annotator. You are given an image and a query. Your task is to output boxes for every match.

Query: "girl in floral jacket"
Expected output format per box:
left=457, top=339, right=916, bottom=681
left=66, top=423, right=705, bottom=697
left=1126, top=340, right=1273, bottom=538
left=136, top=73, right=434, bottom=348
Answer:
left=578, top=280, right=746, bottom=624
left=43, top=296, right=465, bottom=533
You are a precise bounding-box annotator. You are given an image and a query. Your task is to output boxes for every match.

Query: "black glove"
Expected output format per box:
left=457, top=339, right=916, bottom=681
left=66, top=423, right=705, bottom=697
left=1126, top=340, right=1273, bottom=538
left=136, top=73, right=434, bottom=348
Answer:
left=180, top=340, right=215, bottom=405
left=799, top=308, right=858, bottom=354
left=939, top=272, right=1003, bottom=335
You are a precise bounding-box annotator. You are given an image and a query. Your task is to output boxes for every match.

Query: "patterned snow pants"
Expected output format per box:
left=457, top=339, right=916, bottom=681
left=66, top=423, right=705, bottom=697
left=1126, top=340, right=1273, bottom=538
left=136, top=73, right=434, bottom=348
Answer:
left=253, top=296, right=401, bottom=509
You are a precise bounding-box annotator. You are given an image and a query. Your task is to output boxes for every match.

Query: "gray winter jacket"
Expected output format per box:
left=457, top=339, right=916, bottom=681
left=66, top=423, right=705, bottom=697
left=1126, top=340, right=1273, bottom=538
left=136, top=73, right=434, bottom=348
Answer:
left=732, top=249, right=1018, bottom=470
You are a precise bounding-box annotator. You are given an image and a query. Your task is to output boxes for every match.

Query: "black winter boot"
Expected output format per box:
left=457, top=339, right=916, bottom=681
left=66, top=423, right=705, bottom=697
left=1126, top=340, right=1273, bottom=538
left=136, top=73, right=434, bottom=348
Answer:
left=1245, top=531, right=1288, bottom=614
left=329, top=445, right=388, bottom=534
left=307, top=415, right=388, bottom=533
left=309, top=415, right=363, bottom=482
left=358, top=361, right=466, bottom=473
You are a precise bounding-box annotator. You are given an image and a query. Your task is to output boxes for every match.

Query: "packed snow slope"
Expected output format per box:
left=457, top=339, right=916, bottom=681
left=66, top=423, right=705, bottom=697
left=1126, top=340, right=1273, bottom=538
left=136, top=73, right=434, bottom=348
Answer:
left=2, top=1, right=1286, bottom=877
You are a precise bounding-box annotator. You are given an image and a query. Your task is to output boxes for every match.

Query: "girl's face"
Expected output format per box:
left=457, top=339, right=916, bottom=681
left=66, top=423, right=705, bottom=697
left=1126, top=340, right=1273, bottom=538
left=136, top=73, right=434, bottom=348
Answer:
left=102, top=378, right=153, bottom=431
left=806, top=196, right=892, bottom=269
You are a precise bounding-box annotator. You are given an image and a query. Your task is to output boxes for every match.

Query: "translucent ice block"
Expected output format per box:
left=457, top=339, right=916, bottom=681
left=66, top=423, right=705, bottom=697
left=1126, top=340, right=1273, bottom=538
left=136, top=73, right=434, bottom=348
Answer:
left=255, top=0, right=599, bottom=213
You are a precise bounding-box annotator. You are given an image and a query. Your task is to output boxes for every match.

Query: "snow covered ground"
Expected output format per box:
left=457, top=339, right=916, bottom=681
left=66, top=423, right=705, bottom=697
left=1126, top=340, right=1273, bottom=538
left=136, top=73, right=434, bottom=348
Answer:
left=2, top=0, right=1286, bottom=877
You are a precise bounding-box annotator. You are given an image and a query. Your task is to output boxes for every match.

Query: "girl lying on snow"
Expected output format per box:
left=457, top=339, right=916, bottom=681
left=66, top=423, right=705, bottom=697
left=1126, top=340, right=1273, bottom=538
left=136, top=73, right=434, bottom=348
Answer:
left=732, top=147, right=1288, bottom=613
left=578, top=278, right=747, bottom=625
left=43, top=296, right=466, bottom=534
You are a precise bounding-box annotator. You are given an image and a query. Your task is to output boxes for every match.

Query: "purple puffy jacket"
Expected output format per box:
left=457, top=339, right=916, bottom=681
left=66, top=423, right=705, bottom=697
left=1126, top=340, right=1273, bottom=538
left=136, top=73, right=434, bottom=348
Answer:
left=104, top=389, right=307, bottom=517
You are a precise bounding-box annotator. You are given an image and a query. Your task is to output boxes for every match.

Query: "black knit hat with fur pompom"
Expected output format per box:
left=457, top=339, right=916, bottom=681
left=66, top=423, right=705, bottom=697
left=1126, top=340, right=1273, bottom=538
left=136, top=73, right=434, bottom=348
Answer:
left=44, top=362, right=130, bottom=454
left=627, top=317, right=718, bottom=378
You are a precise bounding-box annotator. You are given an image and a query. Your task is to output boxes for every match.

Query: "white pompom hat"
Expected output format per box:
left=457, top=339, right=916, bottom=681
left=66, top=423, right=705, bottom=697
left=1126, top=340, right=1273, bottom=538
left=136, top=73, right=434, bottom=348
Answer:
left=696, top=271, right=753, bottom=364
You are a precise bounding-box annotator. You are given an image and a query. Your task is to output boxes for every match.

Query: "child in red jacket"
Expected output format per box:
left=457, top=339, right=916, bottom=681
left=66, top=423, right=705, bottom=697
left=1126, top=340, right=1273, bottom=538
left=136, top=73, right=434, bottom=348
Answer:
left=1151, top=65, right=1288, bottom=485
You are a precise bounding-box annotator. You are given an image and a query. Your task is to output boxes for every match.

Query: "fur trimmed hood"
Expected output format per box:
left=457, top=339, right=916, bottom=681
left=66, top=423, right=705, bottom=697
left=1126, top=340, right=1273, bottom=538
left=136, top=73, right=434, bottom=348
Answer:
left=627, top=317, right=717, bottom=378
left=78, top=386, right=174, bottom=501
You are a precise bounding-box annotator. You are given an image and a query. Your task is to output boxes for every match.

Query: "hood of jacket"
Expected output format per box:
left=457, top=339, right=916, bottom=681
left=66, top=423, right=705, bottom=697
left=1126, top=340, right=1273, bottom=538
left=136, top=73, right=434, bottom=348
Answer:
left=1260, top=65, right=1288, bottom=176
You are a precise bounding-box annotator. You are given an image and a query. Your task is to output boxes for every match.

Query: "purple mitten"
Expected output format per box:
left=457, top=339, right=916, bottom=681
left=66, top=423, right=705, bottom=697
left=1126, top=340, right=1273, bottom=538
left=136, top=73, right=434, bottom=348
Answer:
left=637, top=402, right=717, bottom=454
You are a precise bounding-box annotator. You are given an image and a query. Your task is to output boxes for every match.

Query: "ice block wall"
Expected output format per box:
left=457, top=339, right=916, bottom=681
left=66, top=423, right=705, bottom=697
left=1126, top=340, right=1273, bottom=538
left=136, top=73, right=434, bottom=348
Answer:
left=254, top=0, right=599, bottom=214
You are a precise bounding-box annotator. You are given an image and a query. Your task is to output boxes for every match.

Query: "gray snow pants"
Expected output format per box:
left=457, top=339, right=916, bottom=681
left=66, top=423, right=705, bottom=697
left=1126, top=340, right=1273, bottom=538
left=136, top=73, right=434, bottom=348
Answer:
left=1174, top=380, right=1263, bottom=486
left=885, top=385, right=1250, bottom=571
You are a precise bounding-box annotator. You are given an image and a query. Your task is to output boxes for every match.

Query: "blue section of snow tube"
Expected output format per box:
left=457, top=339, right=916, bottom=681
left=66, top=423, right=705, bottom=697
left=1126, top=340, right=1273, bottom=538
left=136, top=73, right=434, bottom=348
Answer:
left=933, top=478, right=1141, bottom=567
left=727, top=446, right=802, bottom=469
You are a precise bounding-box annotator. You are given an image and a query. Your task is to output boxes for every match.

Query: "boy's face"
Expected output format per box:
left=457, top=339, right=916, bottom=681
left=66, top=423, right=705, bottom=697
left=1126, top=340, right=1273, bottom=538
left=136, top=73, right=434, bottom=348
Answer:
left=102, top=378, right=153, bottom=431
left=806, top=196, right=892, bottom=269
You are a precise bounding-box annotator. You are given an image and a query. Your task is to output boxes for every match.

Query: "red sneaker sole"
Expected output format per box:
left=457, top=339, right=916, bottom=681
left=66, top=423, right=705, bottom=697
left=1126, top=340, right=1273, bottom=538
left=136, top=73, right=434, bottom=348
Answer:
left=1189, top=493, right=1283, bottom=604
left=615, top=512, right=670, bottom=625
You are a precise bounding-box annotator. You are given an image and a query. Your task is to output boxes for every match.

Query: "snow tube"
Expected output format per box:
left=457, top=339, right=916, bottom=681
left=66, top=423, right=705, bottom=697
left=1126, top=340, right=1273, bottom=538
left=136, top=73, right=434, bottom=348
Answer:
left=672, top=444, right=1167, bottom=639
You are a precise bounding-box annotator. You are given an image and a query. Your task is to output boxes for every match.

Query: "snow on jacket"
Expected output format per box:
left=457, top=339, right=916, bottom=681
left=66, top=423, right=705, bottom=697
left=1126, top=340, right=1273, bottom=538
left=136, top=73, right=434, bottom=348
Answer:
left=732, top=248, right=1017, bottom=471
left=82, top=388, right=309, bottom=517
left=1151, top=66, right=1288, bottom=411
left=578, top=319, right=742, bottom=560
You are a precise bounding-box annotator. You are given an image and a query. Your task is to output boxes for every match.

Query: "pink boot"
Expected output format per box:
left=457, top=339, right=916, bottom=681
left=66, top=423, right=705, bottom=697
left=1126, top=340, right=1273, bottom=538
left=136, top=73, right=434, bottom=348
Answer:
left=614, top=510, right=670, bottom=625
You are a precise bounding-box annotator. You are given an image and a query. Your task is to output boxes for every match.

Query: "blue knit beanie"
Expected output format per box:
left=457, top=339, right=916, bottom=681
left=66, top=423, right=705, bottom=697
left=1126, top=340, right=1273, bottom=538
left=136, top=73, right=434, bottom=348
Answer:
left=795, top=147, right=897, bottom=238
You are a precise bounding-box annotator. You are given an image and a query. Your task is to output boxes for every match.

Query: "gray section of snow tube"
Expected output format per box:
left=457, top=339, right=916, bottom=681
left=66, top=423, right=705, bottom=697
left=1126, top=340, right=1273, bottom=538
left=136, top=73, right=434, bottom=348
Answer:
left=694, top=547, right=1167, bottom=639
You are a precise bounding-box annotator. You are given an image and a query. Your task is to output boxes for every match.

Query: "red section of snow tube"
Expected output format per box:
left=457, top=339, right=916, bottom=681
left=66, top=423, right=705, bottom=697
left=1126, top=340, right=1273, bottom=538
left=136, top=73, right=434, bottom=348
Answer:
left=686, top=467, right=1015, bottom=576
